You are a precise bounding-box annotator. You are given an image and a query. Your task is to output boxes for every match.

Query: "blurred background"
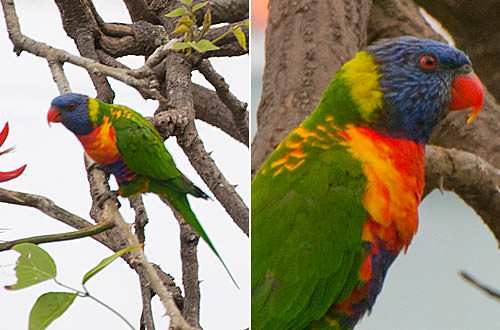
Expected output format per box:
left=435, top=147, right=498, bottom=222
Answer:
left=0, top=1, right=249, bottom=329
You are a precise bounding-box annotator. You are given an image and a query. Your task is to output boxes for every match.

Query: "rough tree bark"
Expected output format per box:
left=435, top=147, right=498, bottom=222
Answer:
left=252, top=0, right=500, bottom=245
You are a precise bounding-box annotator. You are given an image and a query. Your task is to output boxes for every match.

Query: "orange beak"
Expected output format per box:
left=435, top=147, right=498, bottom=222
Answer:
left=448, top=72, right=483, bottom=124
left=47, top=107, right=62, bottom=126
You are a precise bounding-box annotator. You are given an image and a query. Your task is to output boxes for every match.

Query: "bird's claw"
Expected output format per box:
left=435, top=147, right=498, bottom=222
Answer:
left=97, top=190, right=121, bottom=209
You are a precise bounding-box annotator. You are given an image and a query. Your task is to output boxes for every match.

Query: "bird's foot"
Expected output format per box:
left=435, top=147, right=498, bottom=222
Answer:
left=97, top=190, right=121, bottom=209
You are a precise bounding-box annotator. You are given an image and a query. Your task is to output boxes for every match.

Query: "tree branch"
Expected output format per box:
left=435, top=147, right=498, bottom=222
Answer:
left=161, top=197, right=200, bottom=328
left=139, top=270, right=156, bottom=330
left=192, top=84, right=247, bottom=145
left=163, top=53, right=249, bottom=236
left=0, top=187, right=95, bottom=231
left=193, top=0, right=249, bottom=25
left=0, top=221, right=113, bottom=252
left=424, top=145, right=500, bottom=243
left=461, top=271, right=500, bottom=301
left=130, top=196, right=149, bottom=245
left=195, top=59, right=249, bottom=146
left=1, top=0, right=160, bottom=98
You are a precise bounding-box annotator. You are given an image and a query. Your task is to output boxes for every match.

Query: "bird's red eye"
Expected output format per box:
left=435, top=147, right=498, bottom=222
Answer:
left=67, top=103, right=76, bottom=111
left=420, top=55, right=436, bottom=70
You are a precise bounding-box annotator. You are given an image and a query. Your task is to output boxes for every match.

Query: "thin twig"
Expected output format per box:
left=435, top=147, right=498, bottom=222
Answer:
left=0, top=187, right=96, bottom=231
left=196, top=59, right=249, bottom=146
left=161, top=197, right=200, bottom=327
left=461, top=271, right=500, bottom=300
left=192, top=83, right=246, bottom=145
left=139, top=272, right=156, bottom=330
left=1, top=0, right=157, bottom=96
left=130, top=196, right=149, bottom=245
left=0, top=221, right=113, bottom=251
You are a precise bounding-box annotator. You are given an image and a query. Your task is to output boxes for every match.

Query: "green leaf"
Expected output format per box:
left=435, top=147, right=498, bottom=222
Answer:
left=172, top=41, right=193, bottom=50
left=29, top=292, right=77, bottom=330
left=5, top=243, right=56, bottom=290
left=192, top=39, right=220, bottom=52
left=232, top=26, right=246, bottom=50
left=172, top=24, right=191, bottom=34
left=180, top=0, right=193, bottom=6
left=165, top=7, right=188, bottom=17
left=178, top=16, right=194, bottom=27
left=82, top=245, right=139, bottom=285
left=203, top=8, right=212, bottom=32
left=192, top=1, right=209, bottom=12
left=244, top=19, right=249, bottom=29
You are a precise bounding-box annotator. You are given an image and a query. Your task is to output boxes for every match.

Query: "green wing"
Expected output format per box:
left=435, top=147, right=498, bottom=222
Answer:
left=110, top=106, right=205, bottom=197
left=109, top=104, right=236, bottom=284
left=251, top=132, right=368, bottom=330
left=111, top=108, right=180, bottom=180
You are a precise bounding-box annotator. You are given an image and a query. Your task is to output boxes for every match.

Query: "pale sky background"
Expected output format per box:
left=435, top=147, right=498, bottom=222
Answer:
left=0, top=1, right=249, bottom=329
left=251, top=8, right=500, bottom=330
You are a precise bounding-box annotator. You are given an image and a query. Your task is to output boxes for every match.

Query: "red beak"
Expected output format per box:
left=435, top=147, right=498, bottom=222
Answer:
left=448, top=72, right=483, bottom=124
left=47, top=107, right=62, bottom=126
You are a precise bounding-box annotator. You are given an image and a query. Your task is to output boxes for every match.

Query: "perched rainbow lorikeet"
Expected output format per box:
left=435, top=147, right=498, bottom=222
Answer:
left=47, top=93, right=234, bottom=281
left=0, top=122, right=26, bottom=182
left=252, top=37, right=483, bottom=330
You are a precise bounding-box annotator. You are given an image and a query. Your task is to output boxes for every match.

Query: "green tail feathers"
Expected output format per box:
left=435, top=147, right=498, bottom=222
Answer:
left=166, top=193, right=238, bottom=288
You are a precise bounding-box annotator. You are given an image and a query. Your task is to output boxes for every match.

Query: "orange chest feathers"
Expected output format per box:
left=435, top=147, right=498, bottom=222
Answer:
left=339, top=126, right=425, bottom=251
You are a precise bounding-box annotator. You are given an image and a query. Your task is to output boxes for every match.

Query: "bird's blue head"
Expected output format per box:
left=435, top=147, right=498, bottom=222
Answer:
left=366, top=36, right=483, bottom=143
left=48, top=93, right=95, bottom=136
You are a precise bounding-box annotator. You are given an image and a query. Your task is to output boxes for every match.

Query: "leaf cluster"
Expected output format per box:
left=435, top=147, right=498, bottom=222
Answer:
left=6, top=243, right=139, bottom=330
left=166, top=0, right=248, bottom=55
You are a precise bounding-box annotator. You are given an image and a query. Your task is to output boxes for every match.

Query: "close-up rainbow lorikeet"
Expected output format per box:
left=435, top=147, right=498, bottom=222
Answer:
left=47, top=94, right=232, bottom=278
left=251, top=37, right=483, bottom=330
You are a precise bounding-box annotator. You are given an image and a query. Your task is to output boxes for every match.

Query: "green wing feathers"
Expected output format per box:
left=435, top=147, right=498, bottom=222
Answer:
left=106, top=103, right=235, bottom=284
left=162, top=187, right=238, bottom=287
left=251, top=133, right=368, bottom=329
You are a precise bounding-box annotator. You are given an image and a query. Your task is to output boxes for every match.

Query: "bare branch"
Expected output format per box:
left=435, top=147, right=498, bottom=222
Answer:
left=196, top=59, right=249, bottom=146
left=0, top=187, right=93, bottom=230
left=82, top=154, right=194, bottom=329
left=163, top=53, right=249, bottom=236
left=161, top=197, right=200, bottom=328
left=152, top=264, right=184, bottom=310
left=180, top=220, right=200, bottom=327
left=0, top=221, right=113, bottom=252
left=123, top=0, right=161, bottom=24
left=424, top=145, right=500, bottom=243
left=192, top=84, right=247, bottom=145
left=139, top=271, right=156, bottom=330
left=47, top=59, right=71, bottom=94
left=193, top=0, right=249, bottom=25
left=461, top=271, right=500, bottom=301
left=130, top=196, right=149, bottom=245
left=1, top=0, right=159, bottom=96
left=88, top=177, right=195, bottom=330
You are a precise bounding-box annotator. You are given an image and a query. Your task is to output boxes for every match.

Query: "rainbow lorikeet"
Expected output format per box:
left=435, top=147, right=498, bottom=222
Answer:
left=252, top=37, right=483, bottom=330
left=47, top=93, right=233, bottom=280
